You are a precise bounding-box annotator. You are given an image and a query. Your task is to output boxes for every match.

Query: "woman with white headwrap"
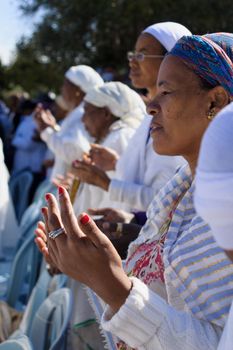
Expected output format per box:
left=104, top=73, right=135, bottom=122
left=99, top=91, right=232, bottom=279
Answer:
left=72, top=81, right=146, bottom=214
left=195, top=102, right=233, bottom=350
left=35, top=65, right=104, bottom=179
left=78, top=22, right=189, bottom=215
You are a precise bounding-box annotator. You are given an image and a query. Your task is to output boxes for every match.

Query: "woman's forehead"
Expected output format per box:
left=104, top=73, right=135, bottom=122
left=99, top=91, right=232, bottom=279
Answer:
left=157, top=55, right=200, bottom=87
left=135, top=33, right=163, bottom=53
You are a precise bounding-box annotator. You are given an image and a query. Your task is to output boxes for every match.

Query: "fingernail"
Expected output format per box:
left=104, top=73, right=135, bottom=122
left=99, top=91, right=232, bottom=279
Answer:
left=72, top=160, right=79, bottom=167
left=41, top=207, right=46, bottom=214
left=45, top=193, right=50, bottom=201
left=58, top=186, right=65, bottom=195
left=80, top=214, right=90, bottom=225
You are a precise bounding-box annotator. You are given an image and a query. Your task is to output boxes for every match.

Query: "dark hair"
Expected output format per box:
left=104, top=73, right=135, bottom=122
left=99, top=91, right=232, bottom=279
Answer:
left=198, top=76, right=217, bottom=90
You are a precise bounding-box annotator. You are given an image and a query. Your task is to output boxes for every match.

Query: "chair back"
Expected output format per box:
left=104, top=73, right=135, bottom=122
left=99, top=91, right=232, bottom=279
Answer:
left=0, top=333, right=33, bottom=349
left=9, top=170, right=34, bottom=222
left=29, top=288, right=72, bottom=350
left=6, top=227, right=42, bottom=308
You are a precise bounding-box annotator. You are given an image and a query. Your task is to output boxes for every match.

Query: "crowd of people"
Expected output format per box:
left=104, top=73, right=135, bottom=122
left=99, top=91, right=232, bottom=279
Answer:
left=0, top=20, right=233, bottom=350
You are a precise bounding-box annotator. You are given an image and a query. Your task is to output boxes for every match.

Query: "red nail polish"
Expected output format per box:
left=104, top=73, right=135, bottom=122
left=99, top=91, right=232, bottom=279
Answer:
left=45, top=194, right=50, bottom=201
left=58, top=186, right=65, bottom=195
left=80, top=214, right=90, bottom=225
left=72, top=160, right=79, bottom=167
left=41, top=207, right=46, bottom=214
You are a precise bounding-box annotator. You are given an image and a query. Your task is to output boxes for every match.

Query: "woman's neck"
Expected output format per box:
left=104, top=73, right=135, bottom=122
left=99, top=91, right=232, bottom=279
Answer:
left=185, top=155, right=198, bottom=178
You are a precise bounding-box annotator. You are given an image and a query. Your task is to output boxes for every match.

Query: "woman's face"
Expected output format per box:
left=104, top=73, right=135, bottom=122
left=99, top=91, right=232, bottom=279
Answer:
left=148, top=55, right=211, bottom=159
left=82, top=102, right=109, bottom=140
left=129, top=33, right=164, bottom=93
left=61, top=78, right=83, bottom=110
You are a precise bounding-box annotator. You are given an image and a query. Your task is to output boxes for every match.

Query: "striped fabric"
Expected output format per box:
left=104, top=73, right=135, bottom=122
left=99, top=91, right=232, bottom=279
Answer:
left=163, top=166, right=233, bottom=327
left=168, top=33, right=233, bottom=97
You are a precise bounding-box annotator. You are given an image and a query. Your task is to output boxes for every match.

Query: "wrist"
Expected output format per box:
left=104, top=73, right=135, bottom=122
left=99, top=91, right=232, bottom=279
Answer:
left=97, top=271, right=133, bottom=314
left=101, top=176, right=110, bottom=191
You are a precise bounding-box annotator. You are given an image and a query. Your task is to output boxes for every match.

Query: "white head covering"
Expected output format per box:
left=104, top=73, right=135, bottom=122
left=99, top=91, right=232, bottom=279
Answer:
left=195, top=102, right=233, bottom=249
left=84, top=81, right=146, bottom=128
left=65, top=65, right=104, bottom=93
left=143, top=22, right=192, bottom=51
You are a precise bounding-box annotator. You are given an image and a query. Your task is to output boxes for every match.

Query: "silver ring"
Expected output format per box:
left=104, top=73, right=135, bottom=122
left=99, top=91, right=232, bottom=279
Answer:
left=48, top=227, right=65, bottom=240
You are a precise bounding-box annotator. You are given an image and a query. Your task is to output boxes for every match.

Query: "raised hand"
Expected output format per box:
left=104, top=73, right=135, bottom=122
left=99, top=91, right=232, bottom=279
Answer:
left=41, top=187, right=132, bottom=313
left=71, top=160, right=110, bottom=190
left=34, top=105, right=57, bottom=132
left=89, top=144, right=119, bottom=171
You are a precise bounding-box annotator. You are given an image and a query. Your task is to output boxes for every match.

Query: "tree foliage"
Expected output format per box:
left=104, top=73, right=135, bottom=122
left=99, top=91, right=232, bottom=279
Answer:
left=5, top=0, right=233, bottom=94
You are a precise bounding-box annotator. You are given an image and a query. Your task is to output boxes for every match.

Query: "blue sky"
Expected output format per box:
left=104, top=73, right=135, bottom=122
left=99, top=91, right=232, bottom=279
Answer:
left=0, top=0, right=43, bottom=65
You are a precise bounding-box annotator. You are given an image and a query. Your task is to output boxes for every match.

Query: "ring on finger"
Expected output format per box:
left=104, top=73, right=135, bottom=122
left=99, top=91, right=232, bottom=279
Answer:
left=48, top=227, right=65, bottom=240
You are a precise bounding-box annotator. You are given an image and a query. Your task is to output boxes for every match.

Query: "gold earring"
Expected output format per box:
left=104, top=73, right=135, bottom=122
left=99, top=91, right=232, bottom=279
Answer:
left=76, top=92, right=80, bottom=97
left=207, top=109, right=215, bottom=120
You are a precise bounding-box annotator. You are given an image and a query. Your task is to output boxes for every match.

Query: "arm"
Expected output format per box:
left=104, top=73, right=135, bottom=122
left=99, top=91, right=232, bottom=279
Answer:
left=109, top=179, right=157, bottom=212
left=41, top=126, right=88, bottom=164
left=102, top=277, right=222, bottom=350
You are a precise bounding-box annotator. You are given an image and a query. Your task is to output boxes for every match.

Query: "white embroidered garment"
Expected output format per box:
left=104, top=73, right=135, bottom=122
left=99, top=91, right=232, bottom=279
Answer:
left=41, top=103, right=92, bottom=179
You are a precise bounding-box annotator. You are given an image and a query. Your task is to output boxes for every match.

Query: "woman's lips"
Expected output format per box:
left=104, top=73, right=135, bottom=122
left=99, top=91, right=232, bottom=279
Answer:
left=150, top=124, right=163, bottom=135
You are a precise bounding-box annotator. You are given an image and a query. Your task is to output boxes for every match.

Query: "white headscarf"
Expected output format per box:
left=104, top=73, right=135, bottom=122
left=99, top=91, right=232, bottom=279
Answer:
left=195, top=102, right=233, bottom=249
left=143, top=22, right=192, bottom=51
left=84, top=82, right=146, bottom=128
left=65, top=65, right=104, bottom=93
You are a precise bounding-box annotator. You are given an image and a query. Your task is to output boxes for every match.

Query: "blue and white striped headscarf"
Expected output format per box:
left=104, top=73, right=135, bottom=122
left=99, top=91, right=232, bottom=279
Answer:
left=168, top=33, right=233, bottom=97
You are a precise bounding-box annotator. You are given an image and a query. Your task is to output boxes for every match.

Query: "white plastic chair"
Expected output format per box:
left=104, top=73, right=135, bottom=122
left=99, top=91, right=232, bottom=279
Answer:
left=29, top=288, right=72, bottom=350
left=0, top=332, right=33, bottom=349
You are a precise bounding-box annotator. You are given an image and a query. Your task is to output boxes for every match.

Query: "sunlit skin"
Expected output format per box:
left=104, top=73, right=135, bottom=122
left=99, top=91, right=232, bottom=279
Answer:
left=61, top=78, right=85, bottom=111
left=129, top=33, right=165, bottom=99
left=147, top=55, right=229, bottom=176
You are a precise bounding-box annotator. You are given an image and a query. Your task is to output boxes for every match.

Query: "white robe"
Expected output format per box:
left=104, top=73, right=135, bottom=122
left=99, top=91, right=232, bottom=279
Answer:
left=73, top=120, right=136, bottom=215
left=41, top=103, right=92, bottom=180
left=0, top=140, right=19, bottom=257
left=109, top=115, right=186, bottom=211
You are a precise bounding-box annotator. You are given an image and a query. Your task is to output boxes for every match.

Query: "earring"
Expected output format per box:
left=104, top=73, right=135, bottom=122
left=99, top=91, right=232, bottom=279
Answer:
left=76, top=91, right=80, bottom=97
left=207, top=109, right=215, bottom=120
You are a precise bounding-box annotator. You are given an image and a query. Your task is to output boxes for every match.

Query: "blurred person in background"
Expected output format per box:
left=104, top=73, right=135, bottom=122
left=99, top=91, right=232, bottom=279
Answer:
left=35, top=65, right=104, bottom=180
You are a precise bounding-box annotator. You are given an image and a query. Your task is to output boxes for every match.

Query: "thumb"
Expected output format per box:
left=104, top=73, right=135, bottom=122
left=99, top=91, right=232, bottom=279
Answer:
left=78, top=213, right=110, bottom=247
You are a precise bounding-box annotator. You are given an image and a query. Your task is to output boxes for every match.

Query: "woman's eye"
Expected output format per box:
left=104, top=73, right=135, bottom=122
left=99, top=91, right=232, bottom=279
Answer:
left=161, top=91, right=170, bottom=96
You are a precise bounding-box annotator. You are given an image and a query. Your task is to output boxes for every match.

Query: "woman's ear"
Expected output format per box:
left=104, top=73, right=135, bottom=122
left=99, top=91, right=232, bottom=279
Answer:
left=208, top=86, right=230, bottom=114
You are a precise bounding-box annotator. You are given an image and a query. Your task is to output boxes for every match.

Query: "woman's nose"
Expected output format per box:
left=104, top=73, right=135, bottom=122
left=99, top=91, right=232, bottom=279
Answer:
left=147, top=99, right=160, bottom=117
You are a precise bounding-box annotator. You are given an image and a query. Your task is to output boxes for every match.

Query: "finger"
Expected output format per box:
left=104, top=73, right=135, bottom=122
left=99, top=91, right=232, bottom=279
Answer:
left=88, top=208, right=109, bottom=216
left=90, top=143, right=103, bottom=152
left=78, top=213, right=110, bottom=248
left=37, top=221, right=45, bottom=232
left=45, top=194, right=67, bottom=250
left=45, top=193, right=63, bottom=232
left=58, top=186, right=83, bottom=239
left=35, top=227, right=47, bottom=240
left=102, top=222, right=118, bottom=232
left=41, top=207, right=49, bottom=235
left=35, top=236, right=47, bottom=253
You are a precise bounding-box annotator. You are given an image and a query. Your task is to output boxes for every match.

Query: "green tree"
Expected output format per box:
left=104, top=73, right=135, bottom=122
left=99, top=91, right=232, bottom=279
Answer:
left=8, top=0, right=233, bottom=93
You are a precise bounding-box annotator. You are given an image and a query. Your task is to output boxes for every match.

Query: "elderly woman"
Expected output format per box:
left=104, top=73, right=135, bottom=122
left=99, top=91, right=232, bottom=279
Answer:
left=195, top=102, right=233, bottom=350
left=36, top=33, right=233, bottom=349
left=35, top=65, right=103, bottom=179
left=73, top=22, right=190, bottom=215
left=72, top=81, right=146, bottom=214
